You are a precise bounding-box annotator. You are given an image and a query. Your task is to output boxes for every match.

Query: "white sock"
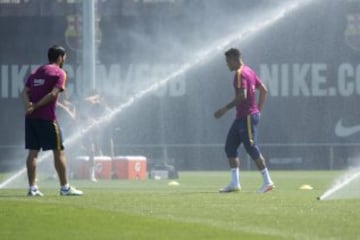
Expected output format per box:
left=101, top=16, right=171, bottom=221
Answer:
left=90, top=167, right=96, bottom=179
left=29, top=185, right=38, bottom=191
left=61, top=183, right=70, bottom=190
left=261, top=168, right=273, bottom=185
left=231, top=168, right=240, bottom=186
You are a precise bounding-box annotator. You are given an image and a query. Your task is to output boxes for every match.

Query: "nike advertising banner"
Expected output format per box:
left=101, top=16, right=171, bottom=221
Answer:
left=0, top=0, right=358, bottom=170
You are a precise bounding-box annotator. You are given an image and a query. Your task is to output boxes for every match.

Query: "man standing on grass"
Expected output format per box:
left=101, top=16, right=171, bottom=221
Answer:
left=22, top=45, right=83, bottom=197
left=214, top=48, right=274, bottom=193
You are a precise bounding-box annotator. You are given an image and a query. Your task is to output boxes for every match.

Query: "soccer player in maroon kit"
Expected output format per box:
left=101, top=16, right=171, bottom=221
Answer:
left=22, top=45, right=83, bottom=196
left=214, top=48, right=274, bottom=193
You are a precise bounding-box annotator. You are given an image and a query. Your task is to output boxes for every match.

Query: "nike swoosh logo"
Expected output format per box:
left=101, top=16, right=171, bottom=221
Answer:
left=335, top=119, right=360, bottom=137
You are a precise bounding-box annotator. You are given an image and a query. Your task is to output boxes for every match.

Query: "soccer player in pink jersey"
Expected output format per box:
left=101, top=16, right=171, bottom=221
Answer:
left=214, top=48, right=274, bottom=193
left=21, top=45, right=83, bottom=196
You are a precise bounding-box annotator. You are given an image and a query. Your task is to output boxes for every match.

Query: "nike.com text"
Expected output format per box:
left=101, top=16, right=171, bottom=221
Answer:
left=260, top=63, right=360, bottom=97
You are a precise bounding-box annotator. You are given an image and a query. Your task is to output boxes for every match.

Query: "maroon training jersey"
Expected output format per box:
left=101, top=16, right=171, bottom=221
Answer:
left=25, top=64, right=66, bottom=121
left=233, top=64, right=261, bottom=119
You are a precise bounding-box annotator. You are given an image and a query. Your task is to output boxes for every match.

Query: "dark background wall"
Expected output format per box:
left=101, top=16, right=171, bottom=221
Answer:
left=0, top=0, right=359, bottom=171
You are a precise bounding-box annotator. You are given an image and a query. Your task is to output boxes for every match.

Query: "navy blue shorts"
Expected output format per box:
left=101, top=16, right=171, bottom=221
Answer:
left=25, top=118, right=64, bottom=151
left=225, top=113, right=261, bottom=160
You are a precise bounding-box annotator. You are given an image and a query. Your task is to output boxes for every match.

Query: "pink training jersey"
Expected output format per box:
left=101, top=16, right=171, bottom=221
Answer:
left=25, top=64, right=66, bottom=121
left=233, top=64, right=261, bottom=119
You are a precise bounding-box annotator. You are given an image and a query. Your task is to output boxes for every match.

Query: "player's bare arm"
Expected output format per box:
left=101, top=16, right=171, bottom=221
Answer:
left=214, top=88, right=246, bottom=119
left=21, top=87, right=34, bottom=114
left=57, top=101, right=76, bottom=120
left=257, top=83, right=267, bottom=112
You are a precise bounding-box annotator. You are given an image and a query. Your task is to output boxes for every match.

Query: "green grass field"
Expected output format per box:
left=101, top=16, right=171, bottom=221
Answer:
left=0, top=171, right=359, bottom=240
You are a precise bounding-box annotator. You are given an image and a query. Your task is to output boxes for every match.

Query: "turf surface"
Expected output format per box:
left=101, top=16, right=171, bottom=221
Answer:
left=0, top=171, right=359, bottom=240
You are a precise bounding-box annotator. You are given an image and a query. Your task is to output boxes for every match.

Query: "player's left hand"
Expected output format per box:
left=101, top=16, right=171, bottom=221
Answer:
left=214, top=108, right=227, bottom=119
left=25, top=102, right=35, bottom=115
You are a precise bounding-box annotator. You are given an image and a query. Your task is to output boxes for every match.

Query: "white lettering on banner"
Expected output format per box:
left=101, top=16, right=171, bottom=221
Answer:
left=4, top=62, right=360, bottom=99
left=338, top=63, right=354, bottom=96
left=312, top=63, right=327, bottom=97
left=1, top=65, right=30, bottom=98
left=259, top=64, right=279, bottom=96
left=293, top=64, right=311, bottom=96
left=11, top=65, right=29, bottom=98
left=281, top=64, right=290, bottom=97
left=1, top=65, right=8, bottom=98
left=260, top=63, right=360, bottom=97
left=96, top=64, right=122, bottom=93
left=281, top=64, right=289, bottom=97
left=0, top=63, right=186, bottom=98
